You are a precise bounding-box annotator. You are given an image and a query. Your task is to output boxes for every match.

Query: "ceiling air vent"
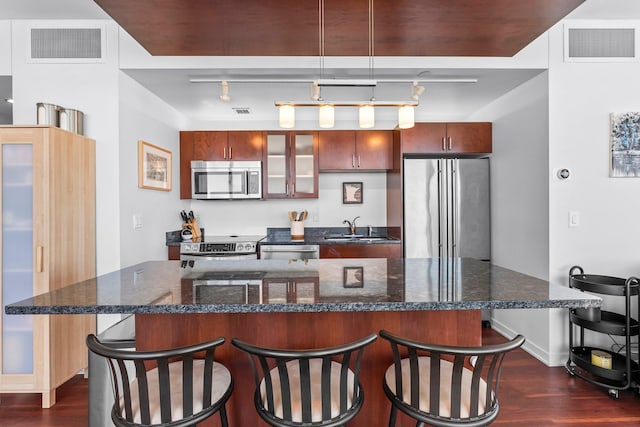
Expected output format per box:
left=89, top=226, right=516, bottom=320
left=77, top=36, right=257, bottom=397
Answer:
left=233, top=107, right=251, bottom=115
left=565, top=26, right=636, bottom=61
left=31, top=28, right=103, bottom=61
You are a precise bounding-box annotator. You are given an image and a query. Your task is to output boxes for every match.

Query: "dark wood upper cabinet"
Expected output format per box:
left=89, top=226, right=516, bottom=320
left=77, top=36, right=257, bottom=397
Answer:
left=400, top=122, right=492, bottom=154
left=192, top=131, right=228, bottom=160
left=227, top=131, right=263, bottom=160
left=264, top=132, right=318, bottom=199
left=319, top=130, right=393, bottom=171
left=319, top=243, right=401, bottom=259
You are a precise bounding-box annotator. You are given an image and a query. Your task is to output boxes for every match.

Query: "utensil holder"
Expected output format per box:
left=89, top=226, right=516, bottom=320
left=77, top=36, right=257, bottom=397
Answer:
left=290, top=221, right=305, bottom=240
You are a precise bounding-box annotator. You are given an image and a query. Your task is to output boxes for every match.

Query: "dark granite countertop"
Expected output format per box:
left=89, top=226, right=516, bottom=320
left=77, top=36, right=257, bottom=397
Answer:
left=6, top=258, right=600, bottom=315
left=260, top=227, right=401, bottom=245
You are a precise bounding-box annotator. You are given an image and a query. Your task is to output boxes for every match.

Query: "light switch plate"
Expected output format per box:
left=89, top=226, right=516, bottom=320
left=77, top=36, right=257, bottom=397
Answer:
left=569, top=211, right=580, bottom=227
left=133, top=214, right=143, bottom=229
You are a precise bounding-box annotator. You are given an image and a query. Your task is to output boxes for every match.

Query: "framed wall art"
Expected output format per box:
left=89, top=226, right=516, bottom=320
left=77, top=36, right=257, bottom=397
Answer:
left=342, top=182, right=363, bottom=204
left=610, top=112, right=640, bottom=177
left=138, top=140, right=172, bottom=191
left=343, top=266, right=364, bottom=288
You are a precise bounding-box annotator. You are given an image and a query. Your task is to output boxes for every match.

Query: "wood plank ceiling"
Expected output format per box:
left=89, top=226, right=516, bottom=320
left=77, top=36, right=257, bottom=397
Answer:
left=94, top=0, right=585, bottom=57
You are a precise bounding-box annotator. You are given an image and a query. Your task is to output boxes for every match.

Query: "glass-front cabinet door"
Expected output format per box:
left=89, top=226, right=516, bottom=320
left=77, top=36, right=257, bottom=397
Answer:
left=1, top=143, right=34, bottom=375
left=265, top=132, right=318, bottom=199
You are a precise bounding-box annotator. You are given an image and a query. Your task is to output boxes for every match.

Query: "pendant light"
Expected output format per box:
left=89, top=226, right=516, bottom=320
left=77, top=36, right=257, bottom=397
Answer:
left=279, top=105, right=295, bottom=128
left=359, top=104, right=375, bottom=128
left=398, top=105, right=415, bottom=129
left=319, top=104, right=334, bottom=128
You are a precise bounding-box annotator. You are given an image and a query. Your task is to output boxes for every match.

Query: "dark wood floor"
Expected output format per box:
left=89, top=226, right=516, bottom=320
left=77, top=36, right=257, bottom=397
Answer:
left=0, top=328, right=638, bottom=426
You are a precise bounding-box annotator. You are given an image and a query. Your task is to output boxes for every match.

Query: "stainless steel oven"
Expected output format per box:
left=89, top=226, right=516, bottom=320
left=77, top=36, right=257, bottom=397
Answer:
left=180, top=235, right=265, bottom=265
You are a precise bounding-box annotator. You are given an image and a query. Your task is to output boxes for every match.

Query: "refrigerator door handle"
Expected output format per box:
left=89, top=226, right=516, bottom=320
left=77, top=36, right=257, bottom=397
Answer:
left=451, top=159, right=459, bottom=259
left=439, top=158, right=447, bottom=258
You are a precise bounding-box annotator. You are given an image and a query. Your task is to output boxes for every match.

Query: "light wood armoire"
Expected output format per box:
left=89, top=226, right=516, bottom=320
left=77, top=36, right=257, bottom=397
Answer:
left=0, top=125, right=96, bottom=407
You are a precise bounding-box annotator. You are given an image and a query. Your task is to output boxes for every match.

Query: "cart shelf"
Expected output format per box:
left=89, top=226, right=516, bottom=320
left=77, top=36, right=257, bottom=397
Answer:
left=566, top=266, right=640, bottom=397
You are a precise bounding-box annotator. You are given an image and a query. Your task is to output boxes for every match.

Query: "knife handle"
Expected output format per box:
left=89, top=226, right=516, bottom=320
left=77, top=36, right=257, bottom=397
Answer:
left=36, top=246, right=44, bottom=273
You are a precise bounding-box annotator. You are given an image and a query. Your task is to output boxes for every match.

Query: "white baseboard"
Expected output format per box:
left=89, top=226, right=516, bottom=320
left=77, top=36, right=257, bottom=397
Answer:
left=490, top=318, right=569, bottom=367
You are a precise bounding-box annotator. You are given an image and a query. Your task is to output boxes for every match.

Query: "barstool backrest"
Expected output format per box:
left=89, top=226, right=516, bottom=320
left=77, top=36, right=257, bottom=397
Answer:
left=232, top=334, right=377, bottom=427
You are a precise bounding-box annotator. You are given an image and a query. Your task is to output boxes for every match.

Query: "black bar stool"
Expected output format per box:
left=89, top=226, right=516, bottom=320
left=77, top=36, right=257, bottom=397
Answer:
left=379, top=330, right=525, bottom=427
left=86, top=334, right=233, bottom=427
left=232, top=334, right=377, bottom=427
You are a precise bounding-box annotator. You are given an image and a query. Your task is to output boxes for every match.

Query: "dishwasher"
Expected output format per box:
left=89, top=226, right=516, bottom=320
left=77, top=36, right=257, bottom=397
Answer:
left=259, top=244, right=319, bottom=260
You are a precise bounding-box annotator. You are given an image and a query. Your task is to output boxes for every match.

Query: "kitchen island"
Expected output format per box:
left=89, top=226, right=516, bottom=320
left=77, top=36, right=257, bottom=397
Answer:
left=6, top=258, right=599, bottom=427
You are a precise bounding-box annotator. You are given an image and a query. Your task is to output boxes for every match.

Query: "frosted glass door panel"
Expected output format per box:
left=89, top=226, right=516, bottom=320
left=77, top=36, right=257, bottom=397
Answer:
left=2, top=144, right=34, bottom=374
left=267, top=134, right=287, bottom=195
left=294, top=135, right=315, bottom=195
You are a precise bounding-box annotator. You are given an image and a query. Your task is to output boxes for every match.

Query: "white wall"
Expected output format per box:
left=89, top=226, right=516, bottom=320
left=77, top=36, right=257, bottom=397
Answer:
left=0, top=21, right=10, bottom=74
left=547, top=19, right=640, bottom=362
left=10, top=20, right=121, bottom=277
left=118, top=73, right=187, bottom=266
left=188, top=172, right=388, bottom=236
left=470, top=72, right=552, bottom=362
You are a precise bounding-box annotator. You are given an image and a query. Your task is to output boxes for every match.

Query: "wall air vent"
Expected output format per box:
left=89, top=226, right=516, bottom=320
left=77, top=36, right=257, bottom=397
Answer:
left=30, top=28, right=103, bottom=62
left=565, top=23, right=638, bottom=62
left=233, top=107, right=251, bottom=115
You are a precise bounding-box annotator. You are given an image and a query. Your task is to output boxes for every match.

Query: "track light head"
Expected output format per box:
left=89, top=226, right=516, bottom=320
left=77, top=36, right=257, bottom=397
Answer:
left=411, top=81, right=425, bottom=101
left=220, top=81, right=231, bottom=102
left=310, top=81, right=321, bottom=101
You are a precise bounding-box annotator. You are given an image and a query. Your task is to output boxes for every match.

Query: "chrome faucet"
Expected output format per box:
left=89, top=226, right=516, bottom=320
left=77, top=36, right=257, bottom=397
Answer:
left=343, top=216, right=360, bottom=235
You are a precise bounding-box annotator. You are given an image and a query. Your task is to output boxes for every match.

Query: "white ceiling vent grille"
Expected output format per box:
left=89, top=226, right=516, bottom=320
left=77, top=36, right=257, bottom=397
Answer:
left=31, top=28, right=102, bottom=61
left=565, top=23, right=638, bottom=62
left=233, top=107, right=251, bottom=115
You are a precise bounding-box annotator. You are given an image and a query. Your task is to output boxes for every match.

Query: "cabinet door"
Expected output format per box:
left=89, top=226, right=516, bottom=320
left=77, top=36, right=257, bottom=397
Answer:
left=1, top=142, right=35, bottom=376
left=179, top=131, right=195, bottom=199
left=291, top=132, right=318, bottom=198
left=319, top=244, right=402, bottom=259
left=400, top=123, right=447, bottom=154
left=227, top=131, right=263, bottom=160
left=355, top=130, right=393, bottom=170
left=445, top=123, right=492, bottom=153
left=264, top=133, right=289, bottom=198
left=318, top=131, right=356, bottom=170
left=192, top=131, right=228, bottom=160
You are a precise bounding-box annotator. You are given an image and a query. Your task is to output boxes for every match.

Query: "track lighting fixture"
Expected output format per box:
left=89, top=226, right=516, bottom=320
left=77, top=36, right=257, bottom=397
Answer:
left=411, top=81, right=425, bottom=101
left=219, top=80, right=231, bottom=102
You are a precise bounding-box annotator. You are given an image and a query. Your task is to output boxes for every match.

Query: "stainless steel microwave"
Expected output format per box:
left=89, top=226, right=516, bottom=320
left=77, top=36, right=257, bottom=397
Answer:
left=191, top=160, right=262, bottom=199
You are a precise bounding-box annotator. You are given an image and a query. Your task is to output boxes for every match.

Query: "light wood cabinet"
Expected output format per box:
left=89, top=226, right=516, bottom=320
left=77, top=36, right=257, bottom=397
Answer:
left=0, top=126, right=96, bottom=408
left=179, top=131, right=263, bottom=198
left=264, top=132, right=318, bottom=199
left=400, top=122, right=492, bottom=154
left=319, top=130, right=393, bottom=171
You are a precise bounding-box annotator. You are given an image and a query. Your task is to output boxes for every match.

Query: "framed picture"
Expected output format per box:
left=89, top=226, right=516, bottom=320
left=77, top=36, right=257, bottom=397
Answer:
left=343, top=267, right=364, bottom=288
left=610, top=112, right=640, bottom=177
left=138, top=140, right=172, bottom=191
left=342, top=182, right=363, bottom=204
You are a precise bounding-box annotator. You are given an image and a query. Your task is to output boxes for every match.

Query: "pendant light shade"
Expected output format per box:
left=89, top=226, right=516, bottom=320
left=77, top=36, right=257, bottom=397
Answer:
left=319, top=104, right=335, bottom=128
left=359, top=104, right=375, bottom=128
left=279, top=105, right=295, bottom=128
left=398, top=105, right=415, bottom=129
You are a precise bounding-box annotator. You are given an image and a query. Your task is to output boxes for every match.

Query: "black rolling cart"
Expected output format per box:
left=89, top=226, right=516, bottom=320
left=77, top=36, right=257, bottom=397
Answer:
left=565, top=266, right=640, bottom=398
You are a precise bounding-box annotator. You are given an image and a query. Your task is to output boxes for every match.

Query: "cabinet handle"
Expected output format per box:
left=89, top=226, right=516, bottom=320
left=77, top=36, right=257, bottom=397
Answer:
left=442, top=137, right=446, bottom=151
left=223, top=146, right=227, bottom=159
left=357, top=155, right=361, bottom=168
left=36, top=246, right=44, bottom=273
left=229, top=146, right=232, bottom=159
left=286, top=184, right=289, bottom=196
left=352, top=155, right=355, bottom=168
left=447, top=137, right=452, bottom=151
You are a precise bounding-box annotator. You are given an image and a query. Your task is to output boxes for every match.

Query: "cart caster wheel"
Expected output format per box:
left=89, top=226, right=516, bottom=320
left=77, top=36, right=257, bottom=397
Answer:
left=608, top=389, right=619, bottom=399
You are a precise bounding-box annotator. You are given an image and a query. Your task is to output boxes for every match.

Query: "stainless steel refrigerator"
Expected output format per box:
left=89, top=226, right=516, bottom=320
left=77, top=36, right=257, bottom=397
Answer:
left=404, top=157, right=490, bottom=260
